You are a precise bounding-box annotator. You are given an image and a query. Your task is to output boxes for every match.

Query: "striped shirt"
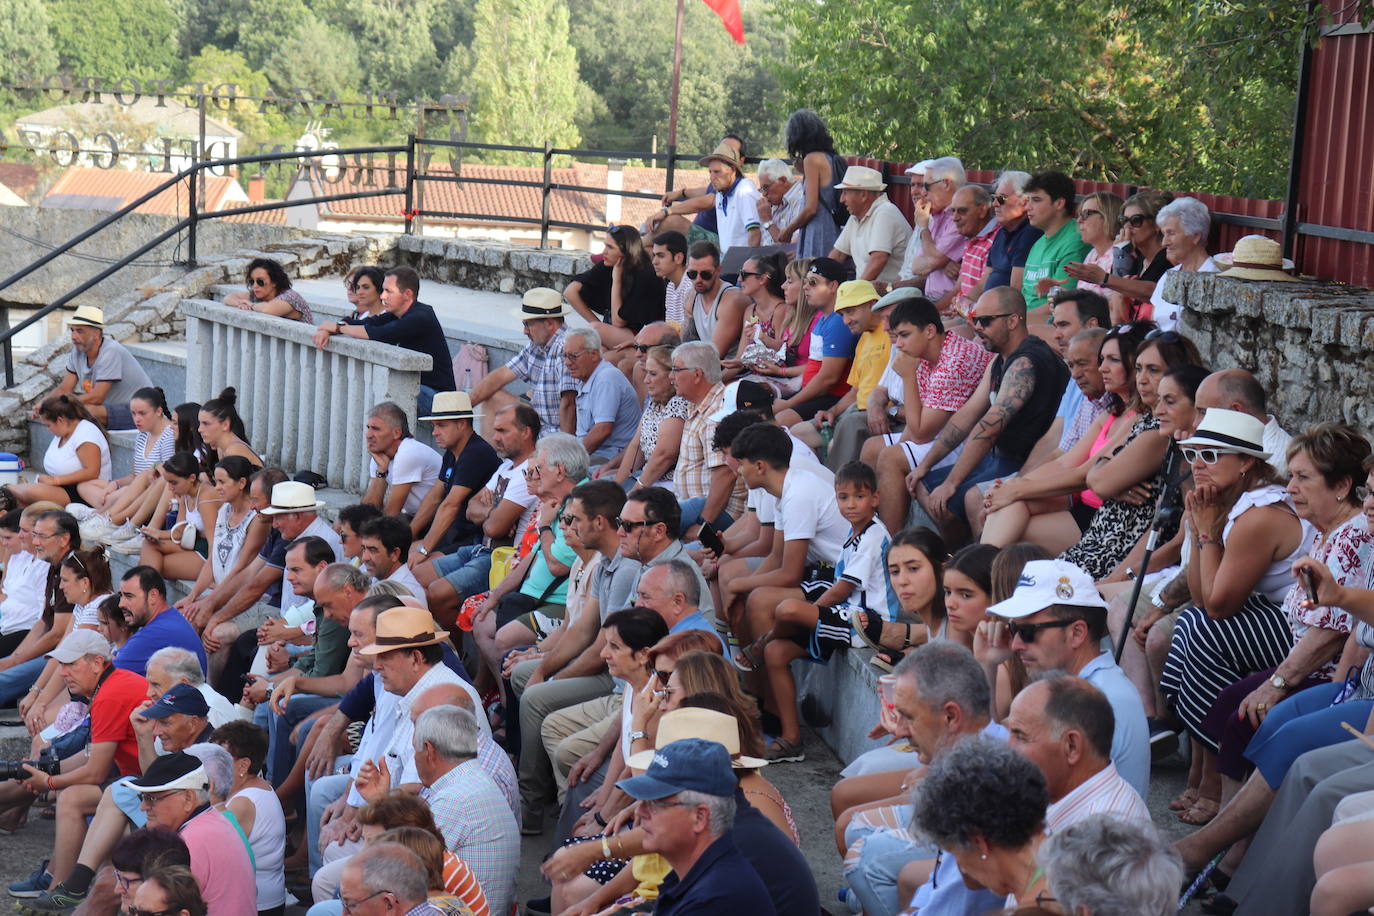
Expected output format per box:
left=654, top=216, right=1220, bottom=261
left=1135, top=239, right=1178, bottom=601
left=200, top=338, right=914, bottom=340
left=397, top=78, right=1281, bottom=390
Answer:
left=439, top=851, right=488, bottom=916
left=1045, top=762, right=1150, bottom=833
left=957, top=226, right=1000, bottom=299
left=664, top=277, right=692, bottom=329
left=424, top=759, right=520, bottom=916
left=505, top=326, right=577, bottom=432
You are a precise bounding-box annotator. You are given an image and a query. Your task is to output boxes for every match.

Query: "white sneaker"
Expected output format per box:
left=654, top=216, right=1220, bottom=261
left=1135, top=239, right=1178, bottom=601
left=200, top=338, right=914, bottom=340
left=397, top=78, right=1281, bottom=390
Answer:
left=102, top=521, right=139, bottom=546
left=80, top=514, right=115, bottom=542
left=65, top=503, right=96, bottom=521
left=108, top=533, right=146, bottom=556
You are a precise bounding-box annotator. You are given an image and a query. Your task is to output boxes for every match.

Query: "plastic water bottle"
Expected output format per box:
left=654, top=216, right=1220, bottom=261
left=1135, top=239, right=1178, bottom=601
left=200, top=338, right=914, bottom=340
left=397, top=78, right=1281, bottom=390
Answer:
left=462, top=368, right=473, bottom=392
left=818, top=419, right=834, bottom=464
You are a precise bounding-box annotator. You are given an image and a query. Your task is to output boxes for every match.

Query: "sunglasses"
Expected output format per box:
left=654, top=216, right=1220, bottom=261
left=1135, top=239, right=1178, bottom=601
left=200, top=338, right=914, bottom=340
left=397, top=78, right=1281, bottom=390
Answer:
left=737, top=270, right=763, bottom=279
left=130, top=908, right=177, bottom=916
left=970, top=313, right=1014, bottom=328
left=1145, top=329, right=1181, bottom=343
left=632, top=344, right=652, bottom=353
left=137, top=790, right=181, bottom=807
left=653, top=668, right=672, bottom=684
left=615, top=518, right=653, bottom=531
left=559, top=513, right=582, bottom=527
left=991, top=193, right=1009, bottom=205
left=1005, top=618, right=1077, bottom=643
left=1182, top=446, right=1241, bottom=465
left=1076, top=209, right=1102, bottom=222
left=685, top=270, right=715, bottom=281
left=247, top=276, right=269, bottom=287
left=1119, top=214, right=1152, bottom=228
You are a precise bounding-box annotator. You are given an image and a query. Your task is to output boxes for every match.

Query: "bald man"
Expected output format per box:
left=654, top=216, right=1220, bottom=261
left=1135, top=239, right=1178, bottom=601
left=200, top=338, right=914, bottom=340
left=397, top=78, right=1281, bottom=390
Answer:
left=411, top=683, right=516, bottom=815
left=1195, top=369, right=1291, bottom=474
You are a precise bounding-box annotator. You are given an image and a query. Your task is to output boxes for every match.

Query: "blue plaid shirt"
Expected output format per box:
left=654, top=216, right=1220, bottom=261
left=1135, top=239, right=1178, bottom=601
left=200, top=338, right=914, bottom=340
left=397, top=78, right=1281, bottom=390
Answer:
left=423, top=758, right=520, bottom=916
left=505, top=326, right=576, bottom=432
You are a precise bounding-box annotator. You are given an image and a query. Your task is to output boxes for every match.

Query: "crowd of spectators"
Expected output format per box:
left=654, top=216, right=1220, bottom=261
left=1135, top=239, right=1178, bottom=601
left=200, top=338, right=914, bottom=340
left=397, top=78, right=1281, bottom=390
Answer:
left=3, top=106, right=1370, bottom=916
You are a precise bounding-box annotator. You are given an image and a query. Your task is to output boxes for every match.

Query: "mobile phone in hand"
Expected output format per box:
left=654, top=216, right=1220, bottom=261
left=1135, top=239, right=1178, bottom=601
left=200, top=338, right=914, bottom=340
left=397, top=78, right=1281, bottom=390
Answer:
left=698, top=522, right=726, bottom=556
left=1299, top=566, right=1320, bottom=606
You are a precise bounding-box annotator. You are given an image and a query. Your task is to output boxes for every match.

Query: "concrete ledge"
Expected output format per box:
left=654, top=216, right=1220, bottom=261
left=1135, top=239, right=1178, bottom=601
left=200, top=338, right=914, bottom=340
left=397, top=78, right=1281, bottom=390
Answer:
left=793, top=645, right=887, bottom=765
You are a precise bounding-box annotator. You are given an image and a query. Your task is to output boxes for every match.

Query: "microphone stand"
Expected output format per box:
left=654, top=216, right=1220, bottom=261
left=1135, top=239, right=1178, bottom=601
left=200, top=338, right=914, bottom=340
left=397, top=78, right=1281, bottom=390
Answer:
left=1113, top=447, right=1185, bottom=664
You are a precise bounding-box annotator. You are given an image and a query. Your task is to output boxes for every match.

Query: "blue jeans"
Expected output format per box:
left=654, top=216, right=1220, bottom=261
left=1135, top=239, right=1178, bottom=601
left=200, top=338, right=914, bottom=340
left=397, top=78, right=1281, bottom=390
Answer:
left=845, top=828, right=936, bottom=916
left=418, top=385, right=437, bottom=420
left=1246, top=682, right=1373, bottom=788
left=306, top=772, right=353, bottom=875
left=920, top=449, right=1023, bottom=523
left=267, top=693, right=340, bottom=786
left=677, top=497, right=734, bottom=535
left=434, top=544, right=492, bottom=599
left=0, top=656, right=47, bottom=707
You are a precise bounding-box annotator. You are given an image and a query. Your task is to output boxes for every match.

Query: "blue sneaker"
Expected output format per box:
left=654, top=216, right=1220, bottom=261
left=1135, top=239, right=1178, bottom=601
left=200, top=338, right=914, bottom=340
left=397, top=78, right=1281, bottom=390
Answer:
left=836, top=888, right=862, bottom=913
left=7, top=861, right=52, bottom=898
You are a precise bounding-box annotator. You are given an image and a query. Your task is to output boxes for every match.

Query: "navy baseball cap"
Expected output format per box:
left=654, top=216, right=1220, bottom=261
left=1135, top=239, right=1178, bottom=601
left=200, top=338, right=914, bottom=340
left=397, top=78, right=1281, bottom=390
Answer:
left=807, top=257, right=846, bottom=283
left=616, top=738, right=737, bottom=800
left=141, top=683, right=210, bottom=719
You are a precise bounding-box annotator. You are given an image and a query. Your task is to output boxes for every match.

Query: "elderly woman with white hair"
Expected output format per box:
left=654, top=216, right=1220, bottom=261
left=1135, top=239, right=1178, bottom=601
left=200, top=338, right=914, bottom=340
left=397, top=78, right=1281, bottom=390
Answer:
left=1039, top=814, right=1183, bottom=916
left=1150, top=196, right=1219, bottom=331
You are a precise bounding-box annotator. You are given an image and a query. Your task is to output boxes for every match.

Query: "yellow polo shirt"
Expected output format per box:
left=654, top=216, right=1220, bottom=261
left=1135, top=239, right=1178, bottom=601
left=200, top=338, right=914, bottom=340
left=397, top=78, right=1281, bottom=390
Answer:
left=846, top=328, right=892, bottom=410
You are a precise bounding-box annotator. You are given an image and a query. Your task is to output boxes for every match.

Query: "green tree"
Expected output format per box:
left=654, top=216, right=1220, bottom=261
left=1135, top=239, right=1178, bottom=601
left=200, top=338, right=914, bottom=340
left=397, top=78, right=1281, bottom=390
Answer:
left=465, top=0, right=582, bottom=156
left=46, top=0, right=181, bottom=81
left=0, top=0, right=58, bottom=106
left=313, top=0, right=441, bottom=102
left=267, top=15, right=362, bottom=99
left=181, top=46, right=292, bottom=144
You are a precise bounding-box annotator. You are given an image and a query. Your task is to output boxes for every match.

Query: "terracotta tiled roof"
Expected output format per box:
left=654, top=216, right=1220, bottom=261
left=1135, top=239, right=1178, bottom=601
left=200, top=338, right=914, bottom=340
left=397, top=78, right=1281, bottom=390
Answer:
left=217, top=201, right=288, bottom=224
left=0, top=163, right=41, bottom=200
left=299, top=160, right=713, bottom=229
left=41, top=166, right=248, bottom=216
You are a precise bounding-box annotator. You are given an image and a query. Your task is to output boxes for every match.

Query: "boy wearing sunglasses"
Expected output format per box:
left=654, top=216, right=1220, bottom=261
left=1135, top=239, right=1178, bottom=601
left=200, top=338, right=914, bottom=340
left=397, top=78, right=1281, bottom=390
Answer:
left=985, top=558, right=1150, bottom=798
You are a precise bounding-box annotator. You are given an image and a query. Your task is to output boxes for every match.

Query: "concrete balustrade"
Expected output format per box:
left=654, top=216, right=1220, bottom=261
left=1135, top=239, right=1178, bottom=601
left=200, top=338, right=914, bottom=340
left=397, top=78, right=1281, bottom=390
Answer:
left=182, top=298, right=431, bottom=490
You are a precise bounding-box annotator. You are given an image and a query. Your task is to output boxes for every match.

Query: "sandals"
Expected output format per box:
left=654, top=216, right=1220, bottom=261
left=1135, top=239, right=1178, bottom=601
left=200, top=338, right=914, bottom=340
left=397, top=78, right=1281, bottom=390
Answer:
left=870, top=647, right=909, bottom=673
left=1169, top=786, right=1200, bottom=812
left=1177, top=797, right=1220, bottom=825
left=764, top=736, right=805, bottom=763
left=861, top=618, right=918, bottom=672
left=732, top=636, right=768, bottom=673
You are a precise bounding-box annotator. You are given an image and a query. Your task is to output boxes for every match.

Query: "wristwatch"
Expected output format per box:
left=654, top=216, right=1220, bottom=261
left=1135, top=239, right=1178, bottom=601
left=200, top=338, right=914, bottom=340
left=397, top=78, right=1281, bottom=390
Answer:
left=538, top=525, right=554, bottom=537
left=416, top=545, right=430, bottom=557
left=628, top=730, right=649, bottom=743
left=374, top=469, right=388, bottom=479
left=1149, top=593, right=1170, bottom=612
left=1269, top=674, right=1290, bottom=691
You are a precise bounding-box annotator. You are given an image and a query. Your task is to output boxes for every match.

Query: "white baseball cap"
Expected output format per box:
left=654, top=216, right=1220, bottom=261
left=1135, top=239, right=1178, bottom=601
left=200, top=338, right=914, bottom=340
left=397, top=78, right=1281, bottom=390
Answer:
left=987, top=559, right=1108, bottom=620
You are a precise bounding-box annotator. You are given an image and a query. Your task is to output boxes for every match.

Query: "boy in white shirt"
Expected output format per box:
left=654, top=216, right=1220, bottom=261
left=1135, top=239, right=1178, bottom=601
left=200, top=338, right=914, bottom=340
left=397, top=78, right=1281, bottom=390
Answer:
left=0, top=508, right=47, bottom=656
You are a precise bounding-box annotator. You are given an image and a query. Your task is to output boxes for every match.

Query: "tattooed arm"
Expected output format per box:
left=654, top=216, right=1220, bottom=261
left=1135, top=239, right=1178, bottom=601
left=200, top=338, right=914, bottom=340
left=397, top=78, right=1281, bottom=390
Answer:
left=931, top=356, right=1037, bottom=492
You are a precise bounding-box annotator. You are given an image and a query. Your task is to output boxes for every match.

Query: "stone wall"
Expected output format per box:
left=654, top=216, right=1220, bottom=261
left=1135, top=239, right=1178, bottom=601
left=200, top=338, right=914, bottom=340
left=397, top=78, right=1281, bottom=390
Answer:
left=1173, top=272, right=1374, bottom=433
left=0, top=207, right=318, bottom=307
left=393, top=235, right=593, bottom=294
left=0, top=226, right=388, bottom=454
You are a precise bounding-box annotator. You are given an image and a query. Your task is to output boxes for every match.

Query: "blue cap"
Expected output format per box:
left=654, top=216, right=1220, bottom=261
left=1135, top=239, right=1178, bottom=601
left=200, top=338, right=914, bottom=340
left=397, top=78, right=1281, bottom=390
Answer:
left=141, top=683, right=210, bottom=719
left=615, top=738, right=737, bottom=800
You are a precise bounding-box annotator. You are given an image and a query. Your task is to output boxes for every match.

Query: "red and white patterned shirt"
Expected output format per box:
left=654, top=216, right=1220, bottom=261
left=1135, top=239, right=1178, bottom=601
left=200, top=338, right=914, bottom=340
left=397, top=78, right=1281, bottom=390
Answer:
left=1046, top=762, right=1150, bottom=833
left=957, top=226, right=1000, bottom=298
left=916, top=331, right=993, bottom=413
left=1284, top=514, right=1374, bottom=675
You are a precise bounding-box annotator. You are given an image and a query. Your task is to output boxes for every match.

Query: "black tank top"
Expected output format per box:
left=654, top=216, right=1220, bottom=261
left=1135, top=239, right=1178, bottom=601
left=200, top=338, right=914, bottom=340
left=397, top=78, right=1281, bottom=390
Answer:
left=989, top=335, right=1070, bottom=463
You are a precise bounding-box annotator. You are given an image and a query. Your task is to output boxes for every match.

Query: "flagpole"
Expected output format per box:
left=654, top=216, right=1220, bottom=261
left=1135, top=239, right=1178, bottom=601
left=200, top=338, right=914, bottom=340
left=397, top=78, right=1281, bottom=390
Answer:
left=666, top=0, right=685, bottom=191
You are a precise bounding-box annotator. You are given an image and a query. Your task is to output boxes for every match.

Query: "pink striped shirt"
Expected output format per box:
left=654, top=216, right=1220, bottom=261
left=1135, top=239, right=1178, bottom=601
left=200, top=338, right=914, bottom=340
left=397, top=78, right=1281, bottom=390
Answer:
left=957, top=227, right=999, bottom=298
left=1046, top=762, right=1150, bottom=833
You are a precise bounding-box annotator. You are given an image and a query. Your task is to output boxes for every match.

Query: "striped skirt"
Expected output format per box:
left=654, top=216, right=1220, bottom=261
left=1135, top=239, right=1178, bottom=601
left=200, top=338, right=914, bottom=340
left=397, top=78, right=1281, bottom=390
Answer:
left=1159, top=595, right=1295, bottom=752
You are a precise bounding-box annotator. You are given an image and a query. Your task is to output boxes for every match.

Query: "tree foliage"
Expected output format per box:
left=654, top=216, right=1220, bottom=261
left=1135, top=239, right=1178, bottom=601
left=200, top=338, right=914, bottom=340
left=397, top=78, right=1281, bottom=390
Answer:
left=0, top=0, right=57, bottom=107
left=46, top=0, right=181, bottom=81
left=465, top=0, right=582, bottom=156
left=769, top=0, right=1317, bottom=198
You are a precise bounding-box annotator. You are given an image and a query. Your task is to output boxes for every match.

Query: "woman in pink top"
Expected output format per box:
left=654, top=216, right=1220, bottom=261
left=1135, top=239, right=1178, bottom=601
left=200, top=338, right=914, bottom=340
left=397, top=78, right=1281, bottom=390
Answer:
left=977, top=323, right=1153, bottom=552
left=1063, top=191, right=1126, bottom=310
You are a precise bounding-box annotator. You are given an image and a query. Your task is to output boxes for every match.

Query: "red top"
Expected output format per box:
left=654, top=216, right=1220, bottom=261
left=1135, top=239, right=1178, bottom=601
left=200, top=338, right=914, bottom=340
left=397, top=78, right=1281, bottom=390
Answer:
left=90, top=666, right=149, bottom=776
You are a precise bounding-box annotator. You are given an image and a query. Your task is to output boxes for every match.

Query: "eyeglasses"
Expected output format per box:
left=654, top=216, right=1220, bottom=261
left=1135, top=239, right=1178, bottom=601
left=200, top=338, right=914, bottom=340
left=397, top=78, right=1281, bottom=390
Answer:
left=1005, top=618, right=1078, bottom=643
left=668, top=366, right=693, bottom=374
left=341, top=890, right=390, bottom=914
left=130, top=908, right=178, bottom=916
left=1182, top=446, right=1240, bottom=465
left=137, top=790, right=181, bottom=808
left=615, top=518, right=653, bottom=531
left=1119, top=214, right=1152, bottom=228
left=562, top=350, right=589, bottom=362
left=969, top=313, right=1014, bottom=328
left=949, top=206, right=981, bottom=216
left=685, top=270, right=715, bottom=281
left=632, top=344, right=652, bottom=353
left=30, top=530, right=59, bottom=540
left=641, top=798, right=694, bottom=813
left=921, top=178, right=948, bottom=191
left=113, top=873, right=141, bottom=891
left=1357, top=485, right=1372, bottom=502
left=523, top=465, right=543, bottom=479
left=1145, top=329, right=1181, bottom=343
left=1076, top=209, right=1102, bottom=222
left=247, top=276, right=269, bottom=287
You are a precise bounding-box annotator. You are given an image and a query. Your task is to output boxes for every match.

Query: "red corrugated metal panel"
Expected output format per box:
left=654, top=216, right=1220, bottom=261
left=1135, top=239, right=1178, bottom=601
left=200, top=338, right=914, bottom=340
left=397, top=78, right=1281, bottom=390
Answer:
left=1299, top=28, right=1374, bottom=286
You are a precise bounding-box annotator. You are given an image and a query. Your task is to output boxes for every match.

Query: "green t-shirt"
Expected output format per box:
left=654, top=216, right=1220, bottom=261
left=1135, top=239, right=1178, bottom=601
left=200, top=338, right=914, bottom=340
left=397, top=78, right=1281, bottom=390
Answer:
left=520, top=499, right=578, bottom=605
left=1021, top=219, right=1091, bottom=309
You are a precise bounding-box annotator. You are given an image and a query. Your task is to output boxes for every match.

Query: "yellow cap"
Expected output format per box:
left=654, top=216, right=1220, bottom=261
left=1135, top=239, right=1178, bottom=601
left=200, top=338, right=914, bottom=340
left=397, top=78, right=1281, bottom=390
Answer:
left=835, top=280, right=880, bottom=311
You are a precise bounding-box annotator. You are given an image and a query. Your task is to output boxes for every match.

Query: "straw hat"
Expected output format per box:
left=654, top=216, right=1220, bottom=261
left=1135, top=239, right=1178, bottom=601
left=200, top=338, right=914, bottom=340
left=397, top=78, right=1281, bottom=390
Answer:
left=1178, top=407, right=1271, bottom=460
left=698, top=141, right=744, bottom=172
left=834, top=166, right=886, bottom=192
left=420, top=391, right=475, bottom=422
left=626, top=707, right=769, bottom=771
left=68, top=306, right=104, bottom=328
left=1215, top=235, right=1296, bottom=282
left=515, top=287, right=572, bottom=320
left=358, top=606, right=450, bottom=655
left=258, top=481, right=326, bottom=515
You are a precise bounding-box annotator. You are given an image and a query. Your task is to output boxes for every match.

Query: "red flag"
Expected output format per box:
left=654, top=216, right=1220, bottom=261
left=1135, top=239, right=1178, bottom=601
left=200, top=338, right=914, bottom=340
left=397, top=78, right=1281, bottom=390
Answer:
left=701, top=0, right=745, bottom=43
